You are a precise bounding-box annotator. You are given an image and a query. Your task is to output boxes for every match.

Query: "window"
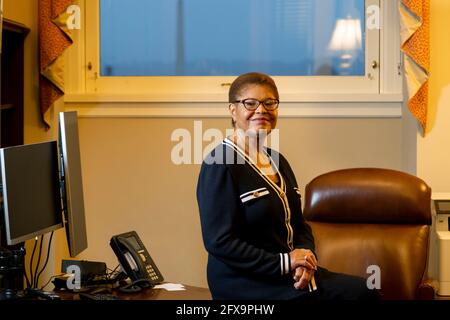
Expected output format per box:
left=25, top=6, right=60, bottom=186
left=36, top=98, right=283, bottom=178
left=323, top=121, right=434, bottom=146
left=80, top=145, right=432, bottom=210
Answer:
left=80, top=0, right=400, bottom=101
left=99, top=0, right=365, bottom=77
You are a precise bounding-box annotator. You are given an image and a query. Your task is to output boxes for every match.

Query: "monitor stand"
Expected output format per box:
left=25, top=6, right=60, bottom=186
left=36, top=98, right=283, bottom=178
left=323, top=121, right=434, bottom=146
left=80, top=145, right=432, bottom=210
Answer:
left=0, top=288, right=25, bottom=300
left=0, top=244, right=26, bottom=300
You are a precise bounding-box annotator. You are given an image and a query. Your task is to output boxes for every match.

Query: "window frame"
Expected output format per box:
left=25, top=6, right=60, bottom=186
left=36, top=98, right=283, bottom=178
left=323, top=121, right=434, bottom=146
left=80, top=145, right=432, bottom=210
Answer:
left=65, top=0, right=403, bottom=118
left=85, top=0, right=397, bottom=98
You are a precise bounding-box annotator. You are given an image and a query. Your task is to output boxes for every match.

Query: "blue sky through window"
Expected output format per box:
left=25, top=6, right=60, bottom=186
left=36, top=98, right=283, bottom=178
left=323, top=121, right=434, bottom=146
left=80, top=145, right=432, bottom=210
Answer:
left=100, top=0, right=365, bottom=76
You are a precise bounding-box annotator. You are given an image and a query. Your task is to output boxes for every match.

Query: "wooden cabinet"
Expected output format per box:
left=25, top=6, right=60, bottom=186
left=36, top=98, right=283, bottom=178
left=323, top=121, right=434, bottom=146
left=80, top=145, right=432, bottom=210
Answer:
left=1, top=19, right=29, bottom=147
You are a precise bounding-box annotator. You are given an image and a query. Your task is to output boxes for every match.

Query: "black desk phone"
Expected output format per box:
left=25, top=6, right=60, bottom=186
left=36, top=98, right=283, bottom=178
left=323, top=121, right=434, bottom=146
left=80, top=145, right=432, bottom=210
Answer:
left=110, top=231, right=164, bottom=285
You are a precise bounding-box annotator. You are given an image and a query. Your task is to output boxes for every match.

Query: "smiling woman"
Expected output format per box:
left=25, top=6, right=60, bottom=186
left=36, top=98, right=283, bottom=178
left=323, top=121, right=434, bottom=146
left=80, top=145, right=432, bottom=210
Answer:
left=196, top=72, right=381, bottom=300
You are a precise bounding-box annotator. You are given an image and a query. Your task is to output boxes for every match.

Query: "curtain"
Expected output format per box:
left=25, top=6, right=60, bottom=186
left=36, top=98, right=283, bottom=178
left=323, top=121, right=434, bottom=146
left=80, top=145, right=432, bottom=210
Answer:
left=399, top=0, right=430, bottom=134
left=38, top=0, right=74, bottom=128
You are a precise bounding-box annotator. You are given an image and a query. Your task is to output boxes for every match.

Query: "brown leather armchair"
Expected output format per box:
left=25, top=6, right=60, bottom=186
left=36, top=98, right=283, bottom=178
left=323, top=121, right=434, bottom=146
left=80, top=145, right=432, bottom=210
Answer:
left=303, top=168, right=436, bottom=300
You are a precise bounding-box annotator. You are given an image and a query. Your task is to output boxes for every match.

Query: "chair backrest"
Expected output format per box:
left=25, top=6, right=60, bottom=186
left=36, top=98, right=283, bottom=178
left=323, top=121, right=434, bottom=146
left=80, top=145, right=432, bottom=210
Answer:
left=303, top=168, right=432, bottom=300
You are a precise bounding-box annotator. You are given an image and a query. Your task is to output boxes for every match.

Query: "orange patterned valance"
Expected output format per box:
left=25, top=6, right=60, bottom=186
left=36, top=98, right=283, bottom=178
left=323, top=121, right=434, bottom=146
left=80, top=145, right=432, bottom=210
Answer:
left=399, top=0, right=430, bottom=134
left=38, top=0, right=74, bottom=128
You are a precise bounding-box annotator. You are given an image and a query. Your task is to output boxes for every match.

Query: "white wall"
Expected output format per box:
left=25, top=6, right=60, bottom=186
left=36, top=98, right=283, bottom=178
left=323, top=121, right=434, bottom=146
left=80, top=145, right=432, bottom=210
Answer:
left=66, top=116, right=402, bottom=287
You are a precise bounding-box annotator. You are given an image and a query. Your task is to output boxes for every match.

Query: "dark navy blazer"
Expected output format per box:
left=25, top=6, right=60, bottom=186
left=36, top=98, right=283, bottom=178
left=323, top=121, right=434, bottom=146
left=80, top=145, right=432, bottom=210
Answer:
left=197, top=138, right=315, bottom=299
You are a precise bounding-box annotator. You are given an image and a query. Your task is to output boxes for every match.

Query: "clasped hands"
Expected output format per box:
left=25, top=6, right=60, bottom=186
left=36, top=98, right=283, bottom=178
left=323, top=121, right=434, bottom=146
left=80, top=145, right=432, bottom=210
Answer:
left=289, top=249, right=318, bottom=290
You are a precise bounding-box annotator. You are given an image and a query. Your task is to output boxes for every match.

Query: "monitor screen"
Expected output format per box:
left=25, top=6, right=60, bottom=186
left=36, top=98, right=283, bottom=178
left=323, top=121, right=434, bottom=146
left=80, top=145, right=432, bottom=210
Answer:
left=59, top=111, right=88, bottom=257
left=0, top=141, right=63, bottom=245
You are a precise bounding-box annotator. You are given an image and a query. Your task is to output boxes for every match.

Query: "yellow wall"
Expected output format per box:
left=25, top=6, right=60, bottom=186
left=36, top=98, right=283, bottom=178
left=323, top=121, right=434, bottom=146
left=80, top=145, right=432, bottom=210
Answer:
left=417, top=0, right=450, bottom=193
left=3, top=0, right=63, bottom=143
left=3, top=0, right=65, bottom=288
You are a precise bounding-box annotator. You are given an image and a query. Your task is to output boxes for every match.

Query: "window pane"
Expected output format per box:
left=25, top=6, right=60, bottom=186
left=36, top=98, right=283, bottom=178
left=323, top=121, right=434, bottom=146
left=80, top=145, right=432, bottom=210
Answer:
left=100, top=0, right=365, bottom=77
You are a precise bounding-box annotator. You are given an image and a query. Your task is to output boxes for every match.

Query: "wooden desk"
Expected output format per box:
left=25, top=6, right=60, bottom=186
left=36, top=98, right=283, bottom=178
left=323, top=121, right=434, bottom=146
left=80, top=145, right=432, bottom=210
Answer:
left=57, top=284, right=212, bottom=300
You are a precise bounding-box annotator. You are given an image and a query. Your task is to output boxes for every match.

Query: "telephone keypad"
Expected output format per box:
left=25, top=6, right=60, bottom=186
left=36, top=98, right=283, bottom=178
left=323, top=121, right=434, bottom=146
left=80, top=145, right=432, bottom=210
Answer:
left=145, top=264, right=160, bottom=281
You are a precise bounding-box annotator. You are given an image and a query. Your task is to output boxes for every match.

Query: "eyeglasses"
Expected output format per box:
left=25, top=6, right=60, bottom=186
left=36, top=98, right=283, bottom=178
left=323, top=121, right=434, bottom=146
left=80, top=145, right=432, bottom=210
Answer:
left=233, top=98, right=279, bottom=111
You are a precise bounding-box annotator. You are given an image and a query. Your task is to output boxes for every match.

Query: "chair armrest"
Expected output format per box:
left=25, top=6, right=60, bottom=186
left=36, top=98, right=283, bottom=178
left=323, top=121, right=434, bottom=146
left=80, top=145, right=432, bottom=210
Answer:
left=416, top=278, right=439, bottom=300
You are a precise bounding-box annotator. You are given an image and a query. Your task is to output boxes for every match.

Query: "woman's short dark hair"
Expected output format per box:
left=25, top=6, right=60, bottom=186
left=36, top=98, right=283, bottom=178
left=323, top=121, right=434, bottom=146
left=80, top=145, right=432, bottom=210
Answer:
left=228, top=72, right=279, bottom=103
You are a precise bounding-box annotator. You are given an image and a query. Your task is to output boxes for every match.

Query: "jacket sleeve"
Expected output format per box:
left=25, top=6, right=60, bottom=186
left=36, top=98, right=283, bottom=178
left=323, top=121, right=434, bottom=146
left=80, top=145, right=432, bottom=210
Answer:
left=197, top=162, right=291, bottom=277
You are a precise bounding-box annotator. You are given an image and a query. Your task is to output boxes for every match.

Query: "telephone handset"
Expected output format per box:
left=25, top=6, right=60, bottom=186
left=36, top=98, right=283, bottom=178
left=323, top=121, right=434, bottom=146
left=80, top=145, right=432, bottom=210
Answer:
left=110, top=231, right=164, bottom=285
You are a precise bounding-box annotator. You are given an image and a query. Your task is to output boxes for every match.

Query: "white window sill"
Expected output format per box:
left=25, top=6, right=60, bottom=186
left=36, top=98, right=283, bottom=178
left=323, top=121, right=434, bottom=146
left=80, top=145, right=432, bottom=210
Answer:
left=64, top=93, right=403, bottom=118
left=65, top=93, right=403, bottom=103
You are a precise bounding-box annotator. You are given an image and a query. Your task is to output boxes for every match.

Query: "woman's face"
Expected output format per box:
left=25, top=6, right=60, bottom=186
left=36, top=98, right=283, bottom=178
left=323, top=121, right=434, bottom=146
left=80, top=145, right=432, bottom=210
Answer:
left=229, top=84, right=278, bottom=135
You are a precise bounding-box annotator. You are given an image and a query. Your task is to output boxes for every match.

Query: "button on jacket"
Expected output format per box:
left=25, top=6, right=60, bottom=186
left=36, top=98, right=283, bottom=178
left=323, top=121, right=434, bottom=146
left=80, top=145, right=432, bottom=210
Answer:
left=197, top=138, right=315, bottom=300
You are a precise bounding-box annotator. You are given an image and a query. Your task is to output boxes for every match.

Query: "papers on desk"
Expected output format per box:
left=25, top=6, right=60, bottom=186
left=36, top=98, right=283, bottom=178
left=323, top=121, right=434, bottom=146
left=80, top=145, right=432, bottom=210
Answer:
left=154, top=283, right=186, bottom=291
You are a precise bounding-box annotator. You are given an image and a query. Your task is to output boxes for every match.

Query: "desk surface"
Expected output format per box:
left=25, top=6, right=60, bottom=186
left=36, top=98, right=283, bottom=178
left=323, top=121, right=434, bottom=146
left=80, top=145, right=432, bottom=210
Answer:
left=57, top=284, right=212, bottom=300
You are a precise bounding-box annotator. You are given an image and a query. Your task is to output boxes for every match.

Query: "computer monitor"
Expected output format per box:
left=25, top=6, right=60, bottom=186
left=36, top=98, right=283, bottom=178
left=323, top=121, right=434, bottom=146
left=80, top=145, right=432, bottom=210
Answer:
left=58, top=111, right=88, bottom=257
left=0, top=141, right=63, bottom=245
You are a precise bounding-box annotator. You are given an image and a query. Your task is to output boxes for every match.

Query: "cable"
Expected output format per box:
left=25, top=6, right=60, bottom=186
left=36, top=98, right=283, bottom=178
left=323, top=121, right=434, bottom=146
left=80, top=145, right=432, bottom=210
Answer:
left=40, top=273, right=65, bottom=291
left=36, top=231, right=54, bottom=289
left=24, top=265, right=31, bottom=288
left=107, top=264, right=120, bottom=275
left=118, top=278, right=153, bottom=293
left=33, top=235, right=44, bottom=288
left=106, top=264, right=120, bottom=281
left=28, top=237, right=39, bottom=288
left=40, top=275, right=57, bottom=291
